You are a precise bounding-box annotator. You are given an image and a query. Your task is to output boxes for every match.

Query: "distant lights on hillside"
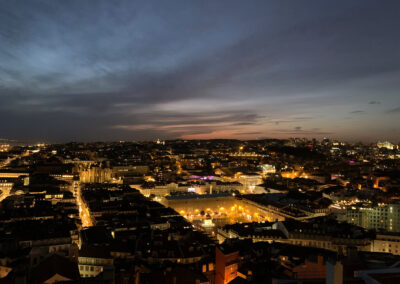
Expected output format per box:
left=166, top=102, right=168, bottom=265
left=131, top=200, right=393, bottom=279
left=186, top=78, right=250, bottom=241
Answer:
left=377, top=141, right=395, bottom=150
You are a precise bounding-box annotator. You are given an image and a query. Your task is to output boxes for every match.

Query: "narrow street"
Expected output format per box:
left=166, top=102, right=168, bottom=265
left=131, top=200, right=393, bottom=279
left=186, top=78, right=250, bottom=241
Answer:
left=76, top=182, right=94, bottom=228
left=0, top=150, right=30, bottom=202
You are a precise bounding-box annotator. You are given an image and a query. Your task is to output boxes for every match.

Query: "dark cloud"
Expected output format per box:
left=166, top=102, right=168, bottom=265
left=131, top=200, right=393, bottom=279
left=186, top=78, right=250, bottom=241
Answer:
left=232, top=122, right=257, bottom=126
left=369, top=100, right=381, bottom=105
left=387, top=106, right=400, bottom=114
left=272, top=117, right=314, bottom=126
left=0, top=0, right=399, bottom=141
left=350, top=110, right=365, bottom=114
left=235, top=132, right=262, bottom=135
left=273, top=128, right=332, bottom=136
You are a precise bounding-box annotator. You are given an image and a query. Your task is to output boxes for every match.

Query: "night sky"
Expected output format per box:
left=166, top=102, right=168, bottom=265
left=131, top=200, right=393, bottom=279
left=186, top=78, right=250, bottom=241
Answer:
left=0, top=1, right=399, bottom=143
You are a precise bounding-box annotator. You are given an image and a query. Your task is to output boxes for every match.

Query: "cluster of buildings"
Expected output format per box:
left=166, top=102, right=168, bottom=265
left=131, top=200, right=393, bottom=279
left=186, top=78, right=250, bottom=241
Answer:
left=0, top=138, right=400, bottom=283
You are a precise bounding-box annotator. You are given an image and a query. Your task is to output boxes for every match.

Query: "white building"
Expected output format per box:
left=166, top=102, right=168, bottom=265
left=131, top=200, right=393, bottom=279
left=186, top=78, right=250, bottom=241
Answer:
left=371, top=234, right=400, bottom=255
left=340, top=203, right=400, bottom=233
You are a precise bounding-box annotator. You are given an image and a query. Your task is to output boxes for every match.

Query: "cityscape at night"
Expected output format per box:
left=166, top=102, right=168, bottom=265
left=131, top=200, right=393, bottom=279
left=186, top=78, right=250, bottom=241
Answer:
left=1, top=1, right=400, bottom=284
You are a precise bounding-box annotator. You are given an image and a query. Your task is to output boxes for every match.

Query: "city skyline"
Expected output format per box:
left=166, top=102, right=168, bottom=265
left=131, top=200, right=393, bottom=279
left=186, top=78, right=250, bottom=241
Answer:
left=1, top=0, right=400, bottom=142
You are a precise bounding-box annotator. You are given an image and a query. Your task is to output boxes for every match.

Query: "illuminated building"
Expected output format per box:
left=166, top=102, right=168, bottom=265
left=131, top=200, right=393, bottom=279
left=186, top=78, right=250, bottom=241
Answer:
left=377, top=141, right=395, bottom=150
left=0, top=180, right=14, bottom=191
left=137, top=182, right=179, bottom=197
left=235, top=174, right=263, bottom=193
left=138, top=180, right=245, bottom=197
left=373, top=175, right=390, bottom=191
left=340, top=203, right=400, bottom=232
left=0, top=144, right=10, bottom=152
left=78, top=247, right=114, bottom=278
left=229, top=152, right=261, bottom=158
left=0, top=171, right=29, bottom=178
left=112, top=165, right=149, bottom=177
left=79, top=166, right=112, bottom=183
left=219, top=219, right=372, bottom=254
left=371, top=234, right=400, bottom=255
left=261, top=164, right=276, bottom=175
left=215, top=246, right=239, bottom=284
left=209, top=181, right=243, bottom=194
